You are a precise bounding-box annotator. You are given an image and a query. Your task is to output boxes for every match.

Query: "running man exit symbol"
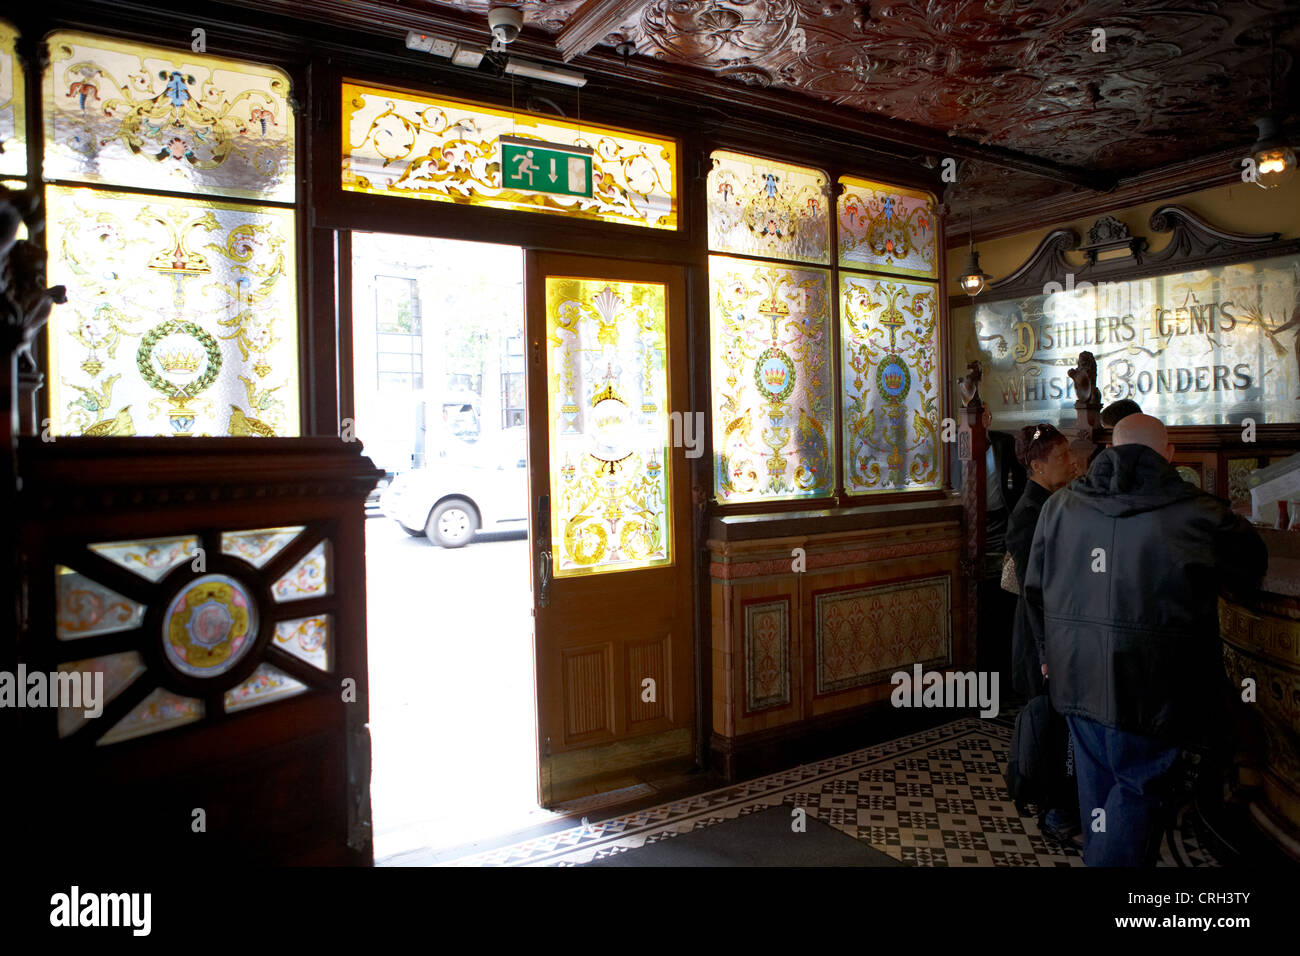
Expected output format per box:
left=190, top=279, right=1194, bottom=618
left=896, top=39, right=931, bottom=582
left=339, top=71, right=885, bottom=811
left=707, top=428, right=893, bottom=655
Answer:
left=499, top=135, right=594, bottom=198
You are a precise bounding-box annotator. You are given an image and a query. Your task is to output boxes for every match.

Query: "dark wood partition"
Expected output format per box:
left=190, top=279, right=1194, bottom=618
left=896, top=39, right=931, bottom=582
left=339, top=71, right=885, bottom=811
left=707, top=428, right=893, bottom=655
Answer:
left=10, top=437, right=382, bottom=865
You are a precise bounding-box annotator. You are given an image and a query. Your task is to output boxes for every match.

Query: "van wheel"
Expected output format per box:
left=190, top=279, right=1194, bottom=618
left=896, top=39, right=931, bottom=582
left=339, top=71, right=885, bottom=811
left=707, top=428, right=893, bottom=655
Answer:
left=426, top=499, right=478, bottom=548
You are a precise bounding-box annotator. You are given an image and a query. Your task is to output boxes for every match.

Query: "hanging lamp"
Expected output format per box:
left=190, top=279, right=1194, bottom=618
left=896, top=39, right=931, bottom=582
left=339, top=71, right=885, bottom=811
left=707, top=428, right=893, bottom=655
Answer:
left=957, top=211, right=990, bottom=296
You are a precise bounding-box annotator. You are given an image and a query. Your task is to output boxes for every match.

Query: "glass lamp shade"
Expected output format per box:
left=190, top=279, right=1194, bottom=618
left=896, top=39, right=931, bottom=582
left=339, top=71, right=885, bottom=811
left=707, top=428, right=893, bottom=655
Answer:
left=958, top=250, right=990, bottom=296
left=1250, top=115, right=1296, bottom=189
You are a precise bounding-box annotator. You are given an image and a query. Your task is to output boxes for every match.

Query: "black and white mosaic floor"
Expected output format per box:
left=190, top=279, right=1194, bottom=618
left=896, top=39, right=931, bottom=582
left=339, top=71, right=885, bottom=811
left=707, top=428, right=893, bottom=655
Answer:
left=443, top=717, right=1221, bottom=867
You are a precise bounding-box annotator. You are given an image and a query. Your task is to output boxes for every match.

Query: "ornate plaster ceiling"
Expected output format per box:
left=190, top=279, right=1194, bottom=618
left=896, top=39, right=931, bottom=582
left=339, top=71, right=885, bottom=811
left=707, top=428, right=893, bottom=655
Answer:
left=381, top=1, right=1300, bottom=224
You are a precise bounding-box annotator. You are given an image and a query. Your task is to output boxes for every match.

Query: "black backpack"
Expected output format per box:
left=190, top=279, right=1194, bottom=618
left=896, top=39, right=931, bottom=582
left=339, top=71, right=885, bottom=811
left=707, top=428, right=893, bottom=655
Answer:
left=1006, top=693, right=1072, bottom=827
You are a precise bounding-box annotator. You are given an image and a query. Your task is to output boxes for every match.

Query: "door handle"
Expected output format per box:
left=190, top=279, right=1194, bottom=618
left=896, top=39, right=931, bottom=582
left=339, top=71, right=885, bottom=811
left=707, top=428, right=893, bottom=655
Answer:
left=537, top=493, right=552, bottom=608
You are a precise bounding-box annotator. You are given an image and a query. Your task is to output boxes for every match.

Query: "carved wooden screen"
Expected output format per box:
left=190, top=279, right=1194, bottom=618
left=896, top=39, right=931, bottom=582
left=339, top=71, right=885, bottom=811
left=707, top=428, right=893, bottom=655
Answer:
left=41, top=31, right=300, bottom=438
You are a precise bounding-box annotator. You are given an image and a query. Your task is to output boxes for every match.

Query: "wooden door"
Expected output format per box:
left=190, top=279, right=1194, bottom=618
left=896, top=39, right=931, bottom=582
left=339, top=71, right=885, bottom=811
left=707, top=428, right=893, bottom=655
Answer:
left=525, top=253, right=695, bottom=805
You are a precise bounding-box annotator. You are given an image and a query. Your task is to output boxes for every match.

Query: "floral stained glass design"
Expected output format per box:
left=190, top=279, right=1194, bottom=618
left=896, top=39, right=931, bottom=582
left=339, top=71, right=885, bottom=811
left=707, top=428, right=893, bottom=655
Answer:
left=44, top=184, right=299, bottom=437
left=89, top=535, right=199, bottom=582
left=841, top=274, right=942, bottom=493
left=547, top=277, right=672, bottom=576
left=272, top=541, right=329, bottom=601
left=221, top=526, right=305, bottom=568
left=55, top=566, right=145, bottom=640
left=99, top=688, right=203, bottom=745
left=224, top=663, right=307, bottom=713
left=162, top=574, right=260, bottom=679
left=0, top=20, right=25, bottom=179
left=56, top=651, right=147, bottom=738
left=710, top=255, right=834, bottom=502
left=707, top=151, right=830, bottom=265
left=43, top=32, right=294, bottom=201
left=837, top=177, right=938, bottom=279
left=343, top=82, right=677, bottom=230
left=274, top=614, right=330, bottom=671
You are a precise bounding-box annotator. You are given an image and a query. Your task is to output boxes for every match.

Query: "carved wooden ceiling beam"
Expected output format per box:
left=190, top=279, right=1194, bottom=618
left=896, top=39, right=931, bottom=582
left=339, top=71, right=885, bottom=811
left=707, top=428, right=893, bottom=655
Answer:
left=554, top=0, right=649, bottom=62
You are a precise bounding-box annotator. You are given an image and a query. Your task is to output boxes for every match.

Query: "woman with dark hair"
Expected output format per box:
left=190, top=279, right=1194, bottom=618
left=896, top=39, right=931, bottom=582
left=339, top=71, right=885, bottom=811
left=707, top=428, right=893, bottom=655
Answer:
left=1005, top=423, right=1079, bottom=846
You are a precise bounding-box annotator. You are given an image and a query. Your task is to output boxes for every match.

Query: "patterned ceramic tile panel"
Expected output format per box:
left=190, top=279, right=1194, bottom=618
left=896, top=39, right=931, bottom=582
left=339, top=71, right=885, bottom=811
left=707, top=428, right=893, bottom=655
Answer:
left=0, top=20, right=25, bottom=178
left=221, top=526, right=305, bottom=568
left=547, top=277, right=671, bottom=576
left=88, top=534, right=199, bottom=582
left=707, top=150, right=830, bottom=265
left=1229, top=457, right=1261, bottom=511
left=744, top=599, right=790, bottom=712
left=837, top=177, right=938, bottom=279
left=98, top=687, right=203, bottom=745
left=840, top=274, right=942, bottom=494
left=55, top=566, right=145, bottom=640
left=814, top=576, right=950, bottom=695
left=273, top=614, right=330, bottom=671
left=43, top=32, right=294, bottom=201
left=710, top=255, right=834, bottom=502
left=272, top=541, right=330, bottom=601
left=44, top=184, right=299, bottom=437
left=55, top=651, right=147, bottom=737
left=342, top=82, right=676, bottom=230
left=224, top=662, right=308, bottom=713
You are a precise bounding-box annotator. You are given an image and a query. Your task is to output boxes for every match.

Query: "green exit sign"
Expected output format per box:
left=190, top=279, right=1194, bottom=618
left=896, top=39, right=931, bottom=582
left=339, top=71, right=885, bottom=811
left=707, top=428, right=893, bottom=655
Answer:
left=499, top=135, right=593, bottom=198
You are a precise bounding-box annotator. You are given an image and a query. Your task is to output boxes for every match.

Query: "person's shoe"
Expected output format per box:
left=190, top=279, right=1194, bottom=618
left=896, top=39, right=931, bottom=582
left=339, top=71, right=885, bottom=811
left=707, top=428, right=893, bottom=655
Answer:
left=1040, top=815, right=1083, bottom=849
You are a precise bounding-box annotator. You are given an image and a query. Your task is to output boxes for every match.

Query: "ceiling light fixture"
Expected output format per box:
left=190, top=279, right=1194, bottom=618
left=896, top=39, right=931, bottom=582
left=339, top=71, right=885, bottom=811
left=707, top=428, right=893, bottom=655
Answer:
left=503, top=57, right=587, bottom=88
left=958, top=212, right=991, bottom=297
left=1247, top=35, right=1295, bottom=190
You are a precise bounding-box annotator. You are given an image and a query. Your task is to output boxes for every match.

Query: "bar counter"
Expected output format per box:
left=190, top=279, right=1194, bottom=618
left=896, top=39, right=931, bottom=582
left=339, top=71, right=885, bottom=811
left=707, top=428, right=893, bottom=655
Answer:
left=1220, top=527, right=1300, bottom=862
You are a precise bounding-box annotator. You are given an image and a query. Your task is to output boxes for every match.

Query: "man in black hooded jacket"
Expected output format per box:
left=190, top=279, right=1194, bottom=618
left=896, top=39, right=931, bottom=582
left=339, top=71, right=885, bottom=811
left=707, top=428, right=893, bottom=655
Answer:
left=1023, top=413, right=1266, bottom=866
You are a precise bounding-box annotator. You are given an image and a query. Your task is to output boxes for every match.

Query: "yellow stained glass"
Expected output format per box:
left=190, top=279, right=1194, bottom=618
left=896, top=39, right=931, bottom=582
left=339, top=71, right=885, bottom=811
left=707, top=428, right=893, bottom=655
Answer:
left=45, top=184, right=300, bottom=437
left=710, top=255, right=834, bottom=502
left=342, top=82, right=677, bottom=230
left=838, top=176, right=938, bottom=279
left=707, top=150, right=830, bottom=265
left=547, top=277, right=671, bottom=576
left=841, top=274, right=942, bottom=493
left=0, top=20, right=25, bottom=178
left=43, top=31, right=295, bottom=201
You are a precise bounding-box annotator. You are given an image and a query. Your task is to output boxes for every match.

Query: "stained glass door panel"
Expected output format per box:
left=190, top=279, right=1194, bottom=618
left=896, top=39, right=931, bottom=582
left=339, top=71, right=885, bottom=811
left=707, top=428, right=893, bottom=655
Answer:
left=527, top=254, right=694, bottom=807
left=545, top=276, right=671, bottom=576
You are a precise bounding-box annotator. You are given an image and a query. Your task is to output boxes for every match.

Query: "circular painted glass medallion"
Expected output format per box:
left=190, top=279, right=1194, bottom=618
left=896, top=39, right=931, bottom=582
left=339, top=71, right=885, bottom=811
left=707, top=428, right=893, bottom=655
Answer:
left=754, top=347, right=796, bottom=403
left=162, top=574, right=259, bottom=678
left=876, top=354, right=911, bottom=401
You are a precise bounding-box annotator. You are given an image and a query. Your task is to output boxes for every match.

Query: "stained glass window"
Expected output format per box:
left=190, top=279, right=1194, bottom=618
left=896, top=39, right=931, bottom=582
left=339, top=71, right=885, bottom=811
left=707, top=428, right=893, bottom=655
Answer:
left=707, top=151, right=830, bottom=265
left=0, top=20, right=25, bottom=179
left=841, top=274, right=942, bottom=493
left=546, top=276, right=672, bottom=576
left=55, top=566, right=144, bottom=640
left=43, top=31, right=294, bottom=201
left=56, top=651, right=147, bottom=738
left=837, top=177, right=938, bottom=279
left=99, top=688, right=203, bottom=745
left=272, top=541, right=330, bottom=601
left=710, top=255, right=834, bottom=502
left=224, top=663, right=308, bottom=713
left=343, top=82, right=677, bottom=230
left=44, top=185, right=299, bottom=437
left=89, top=535, right=199, bottom=582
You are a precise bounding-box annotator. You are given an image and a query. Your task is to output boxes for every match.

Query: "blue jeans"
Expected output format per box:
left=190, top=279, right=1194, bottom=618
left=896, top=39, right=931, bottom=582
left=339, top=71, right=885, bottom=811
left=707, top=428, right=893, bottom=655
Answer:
left=1066, top=714, right=1183, bottom=866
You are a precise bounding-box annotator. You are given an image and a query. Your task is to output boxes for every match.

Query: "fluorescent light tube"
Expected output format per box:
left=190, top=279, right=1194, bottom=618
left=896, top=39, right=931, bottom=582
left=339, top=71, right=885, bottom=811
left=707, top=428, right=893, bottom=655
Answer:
left=503, top=58, right=587, bottom=88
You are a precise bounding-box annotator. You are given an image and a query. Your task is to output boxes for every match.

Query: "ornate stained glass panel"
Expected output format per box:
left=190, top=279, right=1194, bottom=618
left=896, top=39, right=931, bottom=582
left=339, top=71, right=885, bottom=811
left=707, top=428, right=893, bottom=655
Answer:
left=840, top=274, right=942, bottom=494
left=56, top=566, right=145, bottom=640
left=55, top=651, right=147, bottom=738
left=43, top=31, right=294, bottom=201
left=99, top=687, right=203, bottom=745
left=224, top=662, right=307, bottom=713
left=221, top=526, right=305, bottom=568
left=707, top=151, right=830, bottom=265
left=161, top=573, right=260, bottom=679
left=546, top=277, right=671, bottom=576
left=342, top=82, right=677, bottom=230
left=272, top=541, right=330, bottom=601
left=44, top=184, right=300, bottom=437
left=274, top=614, right=330, bottom=671
left=709, top=255, right=834, bottom=502
left=837, top=177, right=937, bottom=279
left=89, top=535, right=199, bottom=582
left=0, top=20, right=25, bottom=179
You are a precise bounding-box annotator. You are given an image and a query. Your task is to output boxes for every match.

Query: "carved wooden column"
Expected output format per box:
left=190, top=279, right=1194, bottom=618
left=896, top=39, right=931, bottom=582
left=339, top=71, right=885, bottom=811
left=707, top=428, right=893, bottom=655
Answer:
left=957, top=360, right=987, bottom=667
left=1069, top=349, right=1103, bottom=441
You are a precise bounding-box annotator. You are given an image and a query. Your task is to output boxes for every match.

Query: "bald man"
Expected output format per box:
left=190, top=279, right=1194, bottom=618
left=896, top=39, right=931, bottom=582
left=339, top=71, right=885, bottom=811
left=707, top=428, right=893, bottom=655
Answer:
left=1022, top=414, right=1266, bottom=866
